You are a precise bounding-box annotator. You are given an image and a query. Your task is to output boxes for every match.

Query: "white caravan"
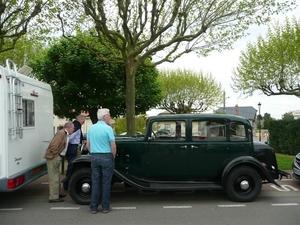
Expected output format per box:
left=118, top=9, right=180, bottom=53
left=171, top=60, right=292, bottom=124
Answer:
left=0, top=59, right=53, bottom=192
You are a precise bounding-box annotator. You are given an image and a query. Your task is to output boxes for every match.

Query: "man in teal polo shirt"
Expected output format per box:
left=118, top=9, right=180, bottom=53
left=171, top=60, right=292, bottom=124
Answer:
left=86, top=108, right=116, bottom=214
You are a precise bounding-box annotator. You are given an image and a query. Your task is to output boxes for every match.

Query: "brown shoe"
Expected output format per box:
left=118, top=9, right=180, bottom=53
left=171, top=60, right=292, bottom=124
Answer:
left=59, top=194, right=66, bottom=198
left=49, top=198, right=64, bottom=203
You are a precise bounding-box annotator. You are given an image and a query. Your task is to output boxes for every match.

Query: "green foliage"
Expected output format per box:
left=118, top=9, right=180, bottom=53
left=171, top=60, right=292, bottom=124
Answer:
left=262, top=113, right=275, bottom=129
left=158, top=69, right=223, bottom=114
left=0, top=36, right=47, bottom=66
left=30, top=38, right=162, bottom=123
left=232, top=16, right=300, bottom=97
left=282, top=112, right=295, bottom=121
left=115, top=116, right=147, bottom=135
left=268, top=119, right=300, bottom=155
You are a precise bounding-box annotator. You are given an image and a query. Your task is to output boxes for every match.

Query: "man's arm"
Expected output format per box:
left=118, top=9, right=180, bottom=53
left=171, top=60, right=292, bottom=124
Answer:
left=111, top=141, right=116, bottom=158
left=86, top=140, right=90, bottom=152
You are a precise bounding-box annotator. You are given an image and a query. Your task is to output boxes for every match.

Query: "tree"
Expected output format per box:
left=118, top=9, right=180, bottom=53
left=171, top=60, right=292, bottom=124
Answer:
left=282, top=112, right=295, bottom=121
left=0, top=0, right=48, bottom=54
left=262, top=113, right=275, bottom=129
left=158, top=69, right=223, bottom=114
left=31, top=38, right=162, bottom=123
left=232, top=17, right=300, bottom=97
left=0, top=36, right=47, bottom=66
left=57, top=0, right=295, bottom=134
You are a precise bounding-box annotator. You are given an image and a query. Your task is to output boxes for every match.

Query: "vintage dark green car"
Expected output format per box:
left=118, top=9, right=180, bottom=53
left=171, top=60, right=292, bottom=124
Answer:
left=65, top=114, right=290, bottom=205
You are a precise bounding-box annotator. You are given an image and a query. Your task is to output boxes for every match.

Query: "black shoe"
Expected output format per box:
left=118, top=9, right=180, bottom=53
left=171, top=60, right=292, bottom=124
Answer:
left=59, top=194, right=66, bottom=198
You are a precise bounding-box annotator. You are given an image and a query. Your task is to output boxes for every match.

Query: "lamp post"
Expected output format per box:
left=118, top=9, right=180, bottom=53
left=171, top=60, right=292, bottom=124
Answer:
left=258, top=102, right=261, bottom=142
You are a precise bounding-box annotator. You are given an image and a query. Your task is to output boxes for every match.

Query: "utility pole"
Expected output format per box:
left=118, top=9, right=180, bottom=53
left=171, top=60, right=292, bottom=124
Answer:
left=223, top=91, right=226, bottom=113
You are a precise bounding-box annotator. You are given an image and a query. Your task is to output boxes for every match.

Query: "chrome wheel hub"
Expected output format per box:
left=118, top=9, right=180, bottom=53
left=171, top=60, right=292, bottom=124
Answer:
left=81, top=183, right=91, bottom=193
left=240, top=180, right=250, bottom=190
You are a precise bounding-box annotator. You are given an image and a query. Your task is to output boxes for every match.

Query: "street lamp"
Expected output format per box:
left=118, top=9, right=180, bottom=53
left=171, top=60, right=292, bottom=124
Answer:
left=258, top=102, right=261, bottom=142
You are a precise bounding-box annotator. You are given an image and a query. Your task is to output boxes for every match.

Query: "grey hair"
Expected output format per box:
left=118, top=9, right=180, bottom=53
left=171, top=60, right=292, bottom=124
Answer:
left=64, top=121, right=73, bottom=128
left=76, top=114, right=86, bottom=121
left=97, top=108, right=110, bottom=120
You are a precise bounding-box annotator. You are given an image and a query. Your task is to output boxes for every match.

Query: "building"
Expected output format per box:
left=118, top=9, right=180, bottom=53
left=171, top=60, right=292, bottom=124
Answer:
left=216, top=105, right=258, bottom=128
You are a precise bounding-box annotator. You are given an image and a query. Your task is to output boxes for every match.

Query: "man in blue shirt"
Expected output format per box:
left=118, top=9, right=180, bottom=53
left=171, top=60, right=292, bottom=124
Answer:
left=86, top=108, right=116, bottom=214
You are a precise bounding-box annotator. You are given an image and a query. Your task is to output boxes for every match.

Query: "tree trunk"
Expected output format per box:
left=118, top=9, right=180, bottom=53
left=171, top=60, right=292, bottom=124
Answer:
left=89, top=108, right=98, bottom=124
left=125, top=58, right=138, bottom=135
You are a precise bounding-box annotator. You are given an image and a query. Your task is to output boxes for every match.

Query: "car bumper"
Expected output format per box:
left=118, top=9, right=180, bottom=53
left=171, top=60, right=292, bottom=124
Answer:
left=292, top=153, right=300, bottom=180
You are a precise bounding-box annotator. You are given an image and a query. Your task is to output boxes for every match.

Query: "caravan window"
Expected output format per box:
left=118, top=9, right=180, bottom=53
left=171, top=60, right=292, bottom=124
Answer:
left=23, top=99, right=35, bottom=126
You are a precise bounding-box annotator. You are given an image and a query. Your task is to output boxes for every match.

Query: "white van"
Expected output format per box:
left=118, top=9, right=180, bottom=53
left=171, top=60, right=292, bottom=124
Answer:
left=0, top=59, right=53, bottom=192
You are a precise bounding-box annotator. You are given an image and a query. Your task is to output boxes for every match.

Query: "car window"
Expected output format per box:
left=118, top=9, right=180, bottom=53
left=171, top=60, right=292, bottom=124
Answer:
left=151, top=121, right=186, bottom=141
left=192, top=120, right=226, bottom=141
left=229, top=121, right=247, bottom=141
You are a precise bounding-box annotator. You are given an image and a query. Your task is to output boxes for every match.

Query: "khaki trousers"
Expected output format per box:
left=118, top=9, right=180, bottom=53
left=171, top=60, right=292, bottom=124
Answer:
left=46, top=156, right=62, bottom=200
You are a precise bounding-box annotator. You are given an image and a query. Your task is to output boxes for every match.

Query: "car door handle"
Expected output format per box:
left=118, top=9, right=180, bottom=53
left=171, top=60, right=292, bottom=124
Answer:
left=181, top=145, right=187, bottom=149
left=191, top=145, right=198, bottom=149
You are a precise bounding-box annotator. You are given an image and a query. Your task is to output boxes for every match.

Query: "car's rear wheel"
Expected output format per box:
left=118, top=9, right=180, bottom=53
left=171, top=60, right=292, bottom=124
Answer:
left=226, top=166, right=262, bottom=202
left=69, top=168, right=91, bottom=205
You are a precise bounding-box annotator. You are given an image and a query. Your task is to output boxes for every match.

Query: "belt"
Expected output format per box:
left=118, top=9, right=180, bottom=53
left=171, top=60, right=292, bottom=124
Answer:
left=91, top=153, right=111, bottom=155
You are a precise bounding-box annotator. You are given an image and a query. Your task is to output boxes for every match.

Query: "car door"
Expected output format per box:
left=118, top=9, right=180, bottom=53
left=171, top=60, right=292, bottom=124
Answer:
left=188, top=119, right=229, bottom=180
left=145, top=120, right=189, bottom=179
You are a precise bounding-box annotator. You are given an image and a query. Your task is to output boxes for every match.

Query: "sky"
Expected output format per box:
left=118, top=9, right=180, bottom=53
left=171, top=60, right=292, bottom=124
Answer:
left=148, top=3, right=300, bottom=119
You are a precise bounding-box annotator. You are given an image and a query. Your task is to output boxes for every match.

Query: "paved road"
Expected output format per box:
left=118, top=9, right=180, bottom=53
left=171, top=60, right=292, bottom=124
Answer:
left=0, top=172, right=299, bottom=225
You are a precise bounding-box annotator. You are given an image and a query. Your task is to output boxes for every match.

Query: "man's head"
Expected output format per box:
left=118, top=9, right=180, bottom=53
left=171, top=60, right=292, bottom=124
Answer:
left=76, top=115, right=86, bottom=125
left=97, top=108, right=111, bottom=124
left=64, top=121, right=75, bottom=134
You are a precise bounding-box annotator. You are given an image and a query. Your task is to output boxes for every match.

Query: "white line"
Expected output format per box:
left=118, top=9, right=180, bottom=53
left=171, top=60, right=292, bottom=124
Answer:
left=0, top=208, right=23, bottom=211
left=218, top=205, right=246, bottom=207
left=271, top=203, right=299, bottom=206
left=163, top=206, right=192, bottom=209
left=50, top=207, right=80, bottom=210
left=112, top=207, right=136, bottom=210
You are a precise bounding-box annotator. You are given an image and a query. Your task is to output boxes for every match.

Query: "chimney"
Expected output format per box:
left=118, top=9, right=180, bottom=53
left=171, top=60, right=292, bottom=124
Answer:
left=235, top=104, right=239, bottom=115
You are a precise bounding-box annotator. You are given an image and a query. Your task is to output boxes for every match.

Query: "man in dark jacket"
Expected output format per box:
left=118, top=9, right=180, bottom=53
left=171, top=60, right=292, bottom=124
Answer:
left=63, top=115, right=86, bottom=190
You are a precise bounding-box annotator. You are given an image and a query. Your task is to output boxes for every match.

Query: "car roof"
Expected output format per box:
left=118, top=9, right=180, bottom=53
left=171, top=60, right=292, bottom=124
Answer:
left=148, top=113, right=248, bottom=123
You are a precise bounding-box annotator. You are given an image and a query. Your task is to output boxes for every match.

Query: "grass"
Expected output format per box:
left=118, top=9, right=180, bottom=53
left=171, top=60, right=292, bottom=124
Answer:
left=276, top=153, right=295, bottom=170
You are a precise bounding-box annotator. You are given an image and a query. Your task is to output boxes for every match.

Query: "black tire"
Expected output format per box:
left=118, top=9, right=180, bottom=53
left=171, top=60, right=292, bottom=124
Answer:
left=69, top=168, right=92, bottom=205
left=226, top=166, right=262, bottom=202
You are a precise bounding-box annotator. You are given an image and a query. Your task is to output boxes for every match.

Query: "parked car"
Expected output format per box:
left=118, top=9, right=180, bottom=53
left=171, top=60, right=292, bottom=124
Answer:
left=64, top=114, right=291, bottom=205
left=292, top=153, right=300, bottom=180
left=119, top=131, right=143, bottom=136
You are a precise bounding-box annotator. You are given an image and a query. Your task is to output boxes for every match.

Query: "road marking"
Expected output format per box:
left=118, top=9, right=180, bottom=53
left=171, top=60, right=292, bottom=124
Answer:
left=163, top=206, right=192, bottom=209
left=112, top=207, right=136, bottom=210
left=271, top=203, right=299, bottom=206
left=50, top=207, right=80, bottom=210
left=218, top=205, right=246, bottom=207
left=0, top=208, right=23, bottom=211
left=270, top=184, right=299, bottom=192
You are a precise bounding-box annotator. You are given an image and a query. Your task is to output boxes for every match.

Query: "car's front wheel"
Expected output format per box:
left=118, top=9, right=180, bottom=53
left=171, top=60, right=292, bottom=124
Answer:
left=68, top=168, right=92, bottom=205
left=226, top=166, right=262, bottom=202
